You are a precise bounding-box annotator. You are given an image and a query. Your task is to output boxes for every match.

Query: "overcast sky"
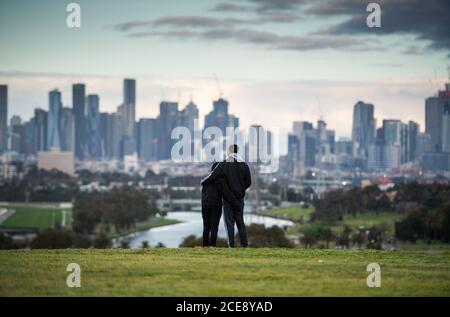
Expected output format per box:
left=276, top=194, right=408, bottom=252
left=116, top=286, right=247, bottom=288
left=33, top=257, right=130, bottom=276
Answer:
left=0, top=0, right=449, bottom=141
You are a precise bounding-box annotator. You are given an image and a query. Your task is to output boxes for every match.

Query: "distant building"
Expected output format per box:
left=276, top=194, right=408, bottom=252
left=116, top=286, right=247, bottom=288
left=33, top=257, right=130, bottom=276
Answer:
left=86, top=95, right=101, bottom=158
left=60, top=108, right=75, bottom=152
left=37, top=149, right=75, bottom=176
left=33, top=109, right=48, bottom=153
left=138, top=118, right=158, bottom=162
left=47, top=89, right=62, bottom=150
left=204, top=98, right=239, bottom=135
left=352, top=101, right=375, bottom=158
left=73, top=83, right=86, bottom=160
left=425, top=83, right=450, bottom=153
left=158, top=101, right=179, bottom=160
left=0, top=85, right=7, bottom=153
left=0, top=163, right=17, bottom=179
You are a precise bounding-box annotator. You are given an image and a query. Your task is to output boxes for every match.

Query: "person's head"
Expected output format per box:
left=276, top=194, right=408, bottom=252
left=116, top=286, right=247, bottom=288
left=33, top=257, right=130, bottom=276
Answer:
left=228, top=144, right=239, bottom=155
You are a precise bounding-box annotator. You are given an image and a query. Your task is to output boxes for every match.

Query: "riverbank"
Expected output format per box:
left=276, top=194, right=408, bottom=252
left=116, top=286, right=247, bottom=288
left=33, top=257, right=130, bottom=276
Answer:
left=111, top=217, right=181, bottom=239
left=1, top=248, right=449, bottom=296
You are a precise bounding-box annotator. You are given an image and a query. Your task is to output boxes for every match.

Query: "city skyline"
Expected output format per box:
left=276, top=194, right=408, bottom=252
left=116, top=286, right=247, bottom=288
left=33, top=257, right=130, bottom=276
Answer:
left=1, top=0, right=449, bottom=138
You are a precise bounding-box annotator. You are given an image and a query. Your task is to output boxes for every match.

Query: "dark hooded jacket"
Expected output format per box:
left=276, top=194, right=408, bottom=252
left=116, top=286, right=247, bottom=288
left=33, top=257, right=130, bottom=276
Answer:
left=201, top=162, right=241, bottom=210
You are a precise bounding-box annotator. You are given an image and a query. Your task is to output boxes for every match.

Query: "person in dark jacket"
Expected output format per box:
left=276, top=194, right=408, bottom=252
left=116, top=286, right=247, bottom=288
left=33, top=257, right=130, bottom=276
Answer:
left=201, top=163, right=240, bottom=246
left=201, top=144, right=252, bottom=247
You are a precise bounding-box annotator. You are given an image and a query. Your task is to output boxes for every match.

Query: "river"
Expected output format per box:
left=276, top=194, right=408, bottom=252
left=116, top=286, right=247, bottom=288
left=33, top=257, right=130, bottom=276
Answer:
left=124, top=211, right=294, bottom=248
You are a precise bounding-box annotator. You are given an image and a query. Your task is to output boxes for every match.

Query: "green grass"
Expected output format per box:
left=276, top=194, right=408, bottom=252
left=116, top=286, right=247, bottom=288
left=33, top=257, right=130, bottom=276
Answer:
left=0, top=203, right=72, bottom=230
left=330, top=212, right=404, bottom=236
left=1, top=248, right=449, bottom=296
left=342, top=212, right=403, bottom=229
left=259, top=206, right=315, bottom=222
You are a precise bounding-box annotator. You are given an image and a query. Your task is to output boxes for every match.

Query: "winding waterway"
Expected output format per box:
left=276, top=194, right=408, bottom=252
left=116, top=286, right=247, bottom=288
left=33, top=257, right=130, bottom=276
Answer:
left=124, top=211, right=294, bottom=248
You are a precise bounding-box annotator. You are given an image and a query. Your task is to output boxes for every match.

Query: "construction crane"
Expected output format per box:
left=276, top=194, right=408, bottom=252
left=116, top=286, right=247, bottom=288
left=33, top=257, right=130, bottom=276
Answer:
left=213, top=72, right=224, bottom=98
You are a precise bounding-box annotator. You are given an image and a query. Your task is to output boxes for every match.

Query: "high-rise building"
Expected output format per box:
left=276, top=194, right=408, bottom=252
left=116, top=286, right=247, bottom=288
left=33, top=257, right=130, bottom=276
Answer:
left=105, top=112, right=123, bottom=159
left=158, top=101, right=179, bottom=160
left=204, top=98, right=239, bottom=135
left=443, top=103, right=450, bottom=153
left=34, top=109, right=48, bottom=153
left=123, top=78, right=136, bottom=143
left=179, top=101, right=199, bottom=136
left=60, top=108, right=75, bottom=152
left=138, top=118, right=158, bottom=162
left=287, top=134, right=300, bottom=174
left=86, top=95, right=101, bottom=158
left=407, top=121, right=419, bottom=162
left=423, top=83, right=450, bottom=171
left=0, top=85, right=7, bottom=152
left=292, top=121, right=315, bottom=165
left=382, top=119, right=401, bottom=146
left=247, top=124, right=272, bottom=164
left=47, top=89, right=62, bottom=150
left=73, top=83, right=86, bottom=160
left=425, top=83, right=450, bottom=153
left=352, top=101, right=375, bottom=158
left=123, top=79, right=136, bottom=109
left=10, top=117, right=25, bottom=155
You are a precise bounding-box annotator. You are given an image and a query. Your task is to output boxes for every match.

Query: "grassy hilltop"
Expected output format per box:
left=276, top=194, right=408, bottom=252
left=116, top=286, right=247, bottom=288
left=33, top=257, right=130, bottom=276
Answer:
left=1, top=248, right=449, bottom=296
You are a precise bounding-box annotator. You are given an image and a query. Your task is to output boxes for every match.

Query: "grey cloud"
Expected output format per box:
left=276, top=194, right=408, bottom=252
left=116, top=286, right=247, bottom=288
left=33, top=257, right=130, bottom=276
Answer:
left=307, top=0, right=450, bottom=52
left=115, top=16, right=260, bottom=33
left=128, top=28, right=367, bottom=52
left=210, top=3, right=253, bottom=12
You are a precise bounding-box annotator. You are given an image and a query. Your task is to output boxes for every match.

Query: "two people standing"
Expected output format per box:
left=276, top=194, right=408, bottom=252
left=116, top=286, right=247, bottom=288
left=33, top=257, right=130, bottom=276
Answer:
left=201, top=144, right=252, bottom=247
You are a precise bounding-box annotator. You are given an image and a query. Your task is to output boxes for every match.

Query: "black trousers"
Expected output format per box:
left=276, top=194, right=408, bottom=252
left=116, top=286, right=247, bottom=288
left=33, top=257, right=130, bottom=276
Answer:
left=202, top=204, right=222, bottom=246
left=223, top=199, right=248, bottom=248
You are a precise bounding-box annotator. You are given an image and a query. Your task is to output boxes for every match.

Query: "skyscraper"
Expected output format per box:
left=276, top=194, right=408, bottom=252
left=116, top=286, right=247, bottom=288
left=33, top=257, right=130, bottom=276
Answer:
left=73, top=83, right=86, bottom=160
left=86, top=95, right=101, bottom=158
left=138, top=118, right=158, bottom=162
left=123, top=78, right=136, bottom=138
left=425, top=83, right=450, bottom=153
left=158, top=101, right=179, bottom=160
left=123, top=79, right=136, bottom=108
left=204, top=98, right=239, bottom=135
left=60, top=108, right=75, bottom=152
left=47, top=89, right=62, bottom=150
left=422, top=83, right=450, bottom=171
left=407, top=121, right=419, bottom=162
left=352, top=101, right=375, bottom=158
left=0, top=85, right=7, bottom=152
left=442, top=102, right=450, bottom=153
left=105, top=112, right=123, bottom=160
left=34, top=109, right=48, bottom=153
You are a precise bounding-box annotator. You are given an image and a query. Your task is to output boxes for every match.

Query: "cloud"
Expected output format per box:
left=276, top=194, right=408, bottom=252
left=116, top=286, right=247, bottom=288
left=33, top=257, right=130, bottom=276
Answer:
left=248, top=0, right=308, bottom=11
left=129, top=28, right=368, bottom=52
left=114, top=16, right=260, bottom=33
left=113, top=0, right=449, bottom=54
left=307, top=0, right=450, bottom=52
left=210, top=3, right=253, bottom=12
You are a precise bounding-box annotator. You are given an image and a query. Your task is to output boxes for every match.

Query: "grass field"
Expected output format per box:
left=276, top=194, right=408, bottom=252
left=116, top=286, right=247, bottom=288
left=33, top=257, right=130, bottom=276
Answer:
left=259, top=206, right=315, bottom=222
left=1, top=248, right=449, bottom=296
left=0, top=203, right=72, bottom=230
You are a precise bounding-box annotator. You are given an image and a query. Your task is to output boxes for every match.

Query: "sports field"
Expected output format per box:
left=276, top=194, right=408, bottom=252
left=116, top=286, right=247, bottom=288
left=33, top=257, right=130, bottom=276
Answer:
left=0, top=203, right=72, bottom=230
